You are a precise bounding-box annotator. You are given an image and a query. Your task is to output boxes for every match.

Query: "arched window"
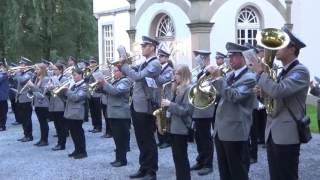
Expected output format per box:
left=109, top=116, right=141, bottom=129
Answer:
left=236, top=7, right=261, bottom=46
left=156, top=15, right=175, bottom=41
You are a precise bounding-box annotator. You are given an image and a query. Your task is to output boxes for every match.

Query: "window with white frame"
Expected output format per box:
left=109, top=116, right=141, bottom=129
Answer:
left=236, top=7, right=261, bottom=46
left=156, top=15, right=175, bottom=51
left=103, top=24, right=114, bottom=64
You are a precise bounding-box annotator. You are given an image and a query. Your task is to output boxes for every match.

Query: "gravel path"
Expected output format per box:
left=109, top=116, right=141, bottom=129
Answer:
left=0, top=110, right=319, bottom=180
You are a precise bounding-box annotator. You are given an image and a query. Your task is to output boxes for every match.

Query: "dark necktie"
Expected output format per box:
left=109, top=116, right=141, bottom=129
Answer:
left=227, top=72, right=235, bottom=86
left=140, top=61, right=148, bottom=70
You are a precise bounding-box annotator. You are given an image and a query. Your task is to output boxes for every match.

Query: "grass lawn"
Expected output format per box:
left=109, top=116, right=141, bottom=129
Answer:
left=307, top=104, right=319, bottom=133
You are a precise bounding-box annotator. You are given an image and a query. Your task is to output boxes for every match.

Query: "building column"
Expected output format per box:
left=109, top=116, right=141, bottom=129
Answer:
left=187, top=22, right=214, bottom=66
left=126, top=29, right=136, bottom=51
left=284, top=0, right=293, bottom=30
left=127, top=0, right=136, bottom=51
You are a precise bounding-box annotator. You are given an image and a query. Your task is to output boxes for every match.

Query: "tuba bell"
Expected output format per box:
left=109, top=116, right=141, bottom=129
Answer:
left=255, top=28, right=290, bottom=114
left=188, top=72, right=217, bottom=109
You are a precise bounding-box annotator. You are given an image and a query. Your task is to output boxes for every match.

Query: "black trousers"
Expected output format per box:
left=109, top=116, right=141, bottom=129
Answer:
left=109, top=118, right=130, bottom=163
left=249, top=110, right=258, bottom=160
left=131, top=107, right=158, bottom=175
left=16, top=102, right=33, bottom=138
left=171, top=134, right=191, bottom=180
left=102, top=104, right=112, bottom=135
left=66, top=119, right=86, bottom=154
left=215, top=135, right=249, bottom=180
left=254, top=108, right=267, bottom=144
left=0, top=100, right=8, bottom=128
left=35, top=107, right=49, bottom=142
left=89, top=97, right=102, bottom=130
left=84, top=100, right=89, bottom=122
left=51, top=112, right=66, bottom=147
left=267, top=136, right=300, bottom=180
left=194, top=118, right=213, bottom=168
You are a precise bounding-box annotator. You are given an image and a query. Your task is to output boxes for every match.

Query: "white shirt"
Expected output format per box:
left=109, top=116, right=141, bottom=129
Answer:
left=234, top=65, right=247, bottom=78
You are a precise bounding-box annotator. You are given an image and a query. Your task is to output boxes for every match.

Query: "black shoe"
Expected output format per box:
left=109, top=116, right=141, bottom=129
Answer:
left=159, top=143, right=170, bottom=149
left=129, top=170, right=146, bottom=179
left=34, top=141, right=42, bottom=146
left=17, top=137, right=25, bottom=141
left=21, top=136, right=33, bottom=142
left=12, top=122, right=21, bottom=125
left=111, top=161, right=127, bottom=167
left=190, top=163, right=202, bottom=171
left=68, top=151, right=77, bottom=158
left=52, top=145, right=65, bottom=151
left=88, top=129, right=94, bottom=132
left=0, top=127, right=6, bottom=131
left=141, top=174, right=156, bottom=180
left=73, top=152, right=88, bottom=159
left=92, top=129, right=102, bottom=133
left=250, top=158, right=257, bottom=164
left=197, top=167, right=213, bottom=176
left=101, top=134, right=112, bottom=138
left=37, top=141, right=49, bottom=147
left=53, top=134, right=58, bottom=138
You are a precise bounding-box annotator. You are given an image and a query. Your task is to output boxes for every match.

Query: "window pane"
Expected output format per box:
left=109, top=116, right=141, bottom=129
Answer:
left=236, top=7, right=260, bottom=46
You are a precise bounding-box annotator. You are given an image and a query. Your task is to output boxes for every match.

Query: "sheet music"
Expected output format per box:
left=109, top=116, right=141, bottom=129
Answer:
left=145, top=77, right=158, bottom=88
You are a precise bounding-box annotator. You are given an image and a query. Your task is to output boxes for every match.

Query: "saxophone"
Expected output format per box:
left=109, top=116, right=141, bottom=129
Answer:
left=153, top=80, right=174, bottom=135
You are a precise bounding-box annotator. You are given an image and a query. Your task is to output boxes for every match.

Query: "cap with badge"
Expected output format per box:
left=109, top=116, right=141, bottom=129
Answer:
left=282, top=27, right=306, bottom=49
left=193, top=50, right=211, bottom=57
left=19, top=56, right=32, bottom=65
left=10, top=63, right=18, bottom=67
left=215, top=52, right=227, bottom=59
left=141, top=36, right=160, bottom=47
left=158, top=49, right=170, bottom=57
left=89, top=56, right=98, bottom=64
left=226, top=42, right=249, bottom=54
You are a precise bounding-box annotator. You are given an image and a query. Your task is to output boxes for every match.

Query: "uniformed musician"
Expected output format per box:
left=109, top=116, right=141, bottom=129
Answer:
left=118, top=36, right=161, bottom=179
left=27, top=63, right=51, bottom=146
left=0, top=61, right=9, bottom=131
left=251, top=27, right=310, bottom=180
left=15, top=57, right=34, bottom=142
left=161, top=64, right=193, bottom=180
left=155, top=48, right=173, bottom=149
left=207, top=42, right=256, bottom=180
left=62, top=68, right=88, bottom=159
left=98, top=66, right=132, bottom=167
left=49, top=63, right=68, bottom=151
left=88, top=57, right=103, bottom=133
left=190, top=50, right=214, bottom=176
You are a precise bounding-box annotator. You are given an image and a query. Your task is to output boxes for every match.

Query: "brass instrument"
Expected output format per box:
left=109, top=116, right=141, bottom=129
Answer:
left=88, top=76, right=112, bottom=92
left=19, top=80, right=34, bottom=99
left=52, top=80, right=71, bottom=97
left=219, top=64, right=231, bottom=77
left=256, top=28, right=290, bottom=114
left=7, top=65, right=35, bottom=74
left=110, top=45, right=139, bottom=65
left=153, top=80, right=174, bottom=135
left=188, top=72, right=217, bottom=109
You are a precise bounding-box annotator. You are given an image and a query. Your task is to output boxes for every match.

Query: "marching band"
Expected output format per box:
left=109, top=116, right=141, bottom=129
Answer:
left=0, top=27, right=312, bottom=180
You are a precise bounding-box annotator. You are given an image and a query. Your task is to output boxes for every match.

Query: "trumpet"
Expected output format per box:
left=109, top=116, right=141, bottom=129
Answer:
left=88, top=76, right=112, bottom=92
left=52, top=80, right=71, bottom=97
left=7, top=65, right=35, bottom=74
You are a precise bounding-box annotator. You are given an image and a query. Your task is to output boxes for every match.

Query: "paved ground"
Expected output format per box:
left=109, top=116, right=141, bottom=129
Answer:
left=0, top=110, right=319, bottom=180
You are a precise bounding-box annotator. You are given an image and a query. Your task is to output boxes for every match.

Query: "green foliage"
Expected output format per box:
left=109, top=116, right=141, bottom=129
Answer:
left=307, top=104, right=319, bottom=133
left=0, top=0, right=97, bottom=63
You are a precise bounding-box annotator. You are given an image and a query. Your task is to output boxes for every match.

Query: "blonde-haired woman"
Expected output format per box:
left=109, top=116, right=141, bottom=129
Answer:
left=27, top=63, right=51, bottom=146
left=161, top=64, right=194, bottom=180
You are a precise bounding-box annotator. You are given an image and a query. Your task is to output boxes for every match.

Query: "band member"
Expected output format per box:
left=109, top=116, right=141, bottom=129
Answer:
left=0, top=61, right=9, bottom=131
left=101, top=91, right=112, bottom=138
left=190, top=50, right=214, bottom=176
left=161, top=64, right=193, bottom=180
left=98, top=66, right=132, bottom=167
left=62, top=68, right=88, bottom=159
left=49, top=63, right=68, bottom=151
left=118, top=36, right=161, bottom=179
left=88, top=58, right=103, bottom=133
left=14, top=57, right=34, bottom=142
left=67, top=56, right=77, bottom=68
left=215, top=52, right=227, bottom=67
left=27, top=63, right=51, bottom=146
left=156, top=48, right=173, bottom=149
left=207, top=42, right=256, bottom=180
left=8, top=63, right=20, bottom=125
left=251, top=27, right=309, bottom=180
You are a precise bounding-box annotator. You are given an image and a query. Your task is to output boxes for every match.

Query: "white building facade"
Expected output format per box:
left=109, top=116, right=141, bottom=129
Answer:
left=93, top=0, right=319, bottom=77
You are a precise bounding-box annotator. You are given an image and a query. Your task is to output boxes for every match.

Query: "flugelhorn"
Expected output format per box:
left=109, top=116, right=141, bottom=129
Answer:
left=88, top=76, right=112, bottom=93
left=52, top=80, right=71, bottom=97
left=255, top=28, right=290, bottom=114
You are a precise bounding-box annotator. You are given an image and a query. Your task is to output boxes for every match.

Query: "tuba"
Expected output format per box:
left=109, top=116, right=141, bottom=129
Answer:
left=188, top=71, right=217, bottom=109
left=153, top=80, right=174, bottom=135
left=256, top=28, right=290, bottom=114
